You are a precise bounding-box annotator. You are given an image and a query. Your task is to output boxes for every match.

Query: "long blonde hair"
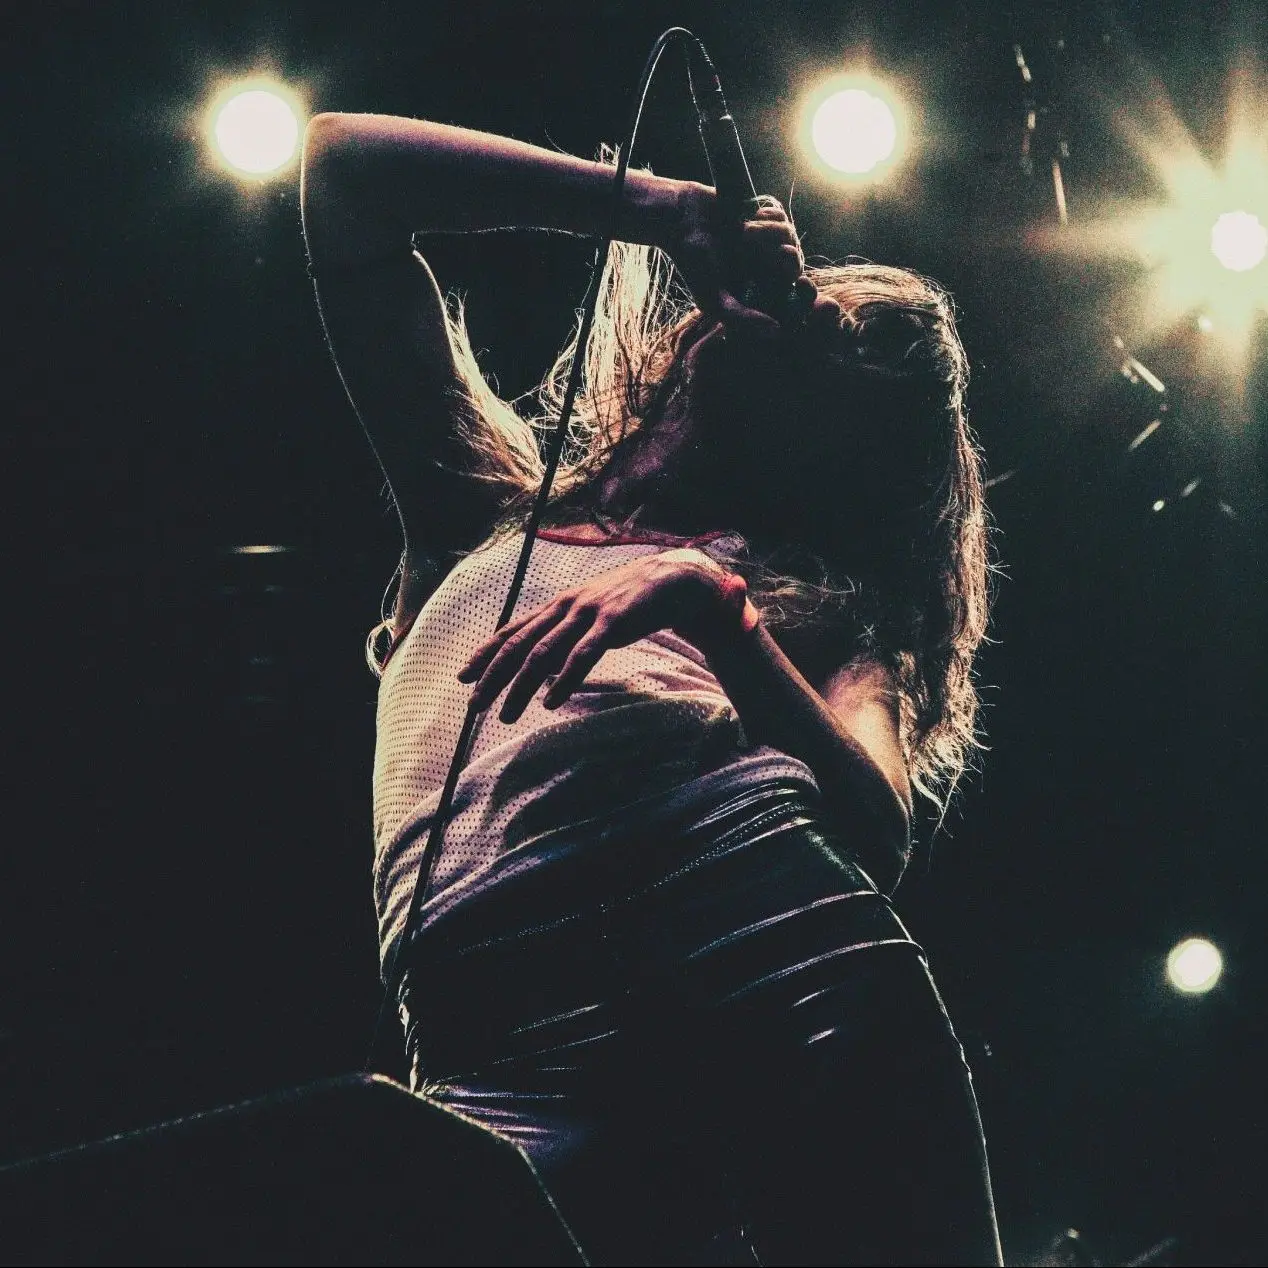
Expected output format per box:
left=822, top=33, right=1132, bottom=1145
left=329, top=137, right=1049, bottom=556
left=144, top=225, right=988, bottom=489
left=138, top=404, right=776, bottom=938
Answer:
left=369, top=220, right=992, bottom=813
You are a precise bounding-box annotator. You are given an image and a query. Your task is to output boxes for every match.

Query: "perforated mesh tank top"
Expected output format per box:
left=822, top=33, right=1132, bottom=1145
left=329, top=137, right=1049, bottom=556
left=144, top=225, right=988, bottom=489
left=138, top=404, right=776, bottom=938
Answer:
left=371, top=525, right=818, bottom=975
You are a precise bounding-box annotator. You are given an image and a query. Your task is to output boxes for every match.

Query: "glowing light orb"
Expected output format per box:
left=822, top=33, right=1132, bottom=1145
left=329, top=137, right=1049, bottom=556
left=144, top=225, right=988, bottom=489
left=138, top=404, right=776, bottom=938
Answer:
left=1210, top=210, right=1267, bottom=272
left=1028, top=66, right=1268, bottom=362
left=799, top=74, right=908, bottom=184
left=1166, top=937, right=1223, bottom=994
left=812, top=89, right=897, bottom=175
left=208, top=82, right=301, bottom=176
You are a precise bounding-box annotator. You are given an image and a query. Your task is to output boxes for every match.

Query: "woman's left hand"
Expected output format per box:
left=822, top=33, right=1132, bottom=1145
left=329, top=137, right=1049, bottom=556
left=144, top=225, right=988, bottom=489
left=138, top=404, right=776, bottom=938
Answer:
left=457, top=550, right=744, bottom=723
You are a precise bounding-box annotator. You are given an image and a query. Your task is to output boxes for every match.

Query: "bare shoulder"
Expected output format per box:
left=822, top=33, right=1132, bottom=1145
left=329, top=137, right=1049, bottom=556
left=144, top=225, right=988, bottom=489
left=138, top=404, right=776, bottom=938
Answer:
left=815, top=659, right=913, bottom=816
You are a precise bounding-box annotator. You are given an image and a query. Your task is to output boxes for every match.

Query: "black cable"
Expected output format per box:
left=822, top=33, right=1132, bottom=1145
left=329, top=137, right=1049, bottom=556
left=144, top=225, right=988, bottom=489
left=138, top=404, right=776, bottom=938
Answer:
left=365, top=26, right=702, bottom=1075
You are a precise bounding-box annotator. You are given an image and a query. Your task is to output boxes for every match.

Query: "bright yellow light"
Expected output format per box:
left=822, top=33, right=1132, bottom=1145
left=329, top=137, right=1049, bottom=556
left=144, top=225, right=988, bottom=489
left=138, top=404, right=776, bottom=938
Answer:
left=812, top=89, right=897, bottom=174
left=1031, top=61, right=1268, bottom=360
left=1166, top=937, right=1223, bottom=994
left=799, top=74, right=908, bottom=184
left=207, top=80, right=302, bottom=177
left=1210, top=210, right=1267, bottom=271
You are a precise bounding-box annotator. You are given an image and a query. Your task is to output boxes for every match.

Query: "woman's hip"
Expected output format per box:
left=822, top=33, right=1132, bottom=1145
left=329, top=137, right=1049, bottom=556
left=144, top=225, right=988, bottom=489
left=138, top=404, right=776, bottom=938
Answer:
left=398, top=783, right=1000, bottom=1265
left=397, top=779, right=932, bottom=1091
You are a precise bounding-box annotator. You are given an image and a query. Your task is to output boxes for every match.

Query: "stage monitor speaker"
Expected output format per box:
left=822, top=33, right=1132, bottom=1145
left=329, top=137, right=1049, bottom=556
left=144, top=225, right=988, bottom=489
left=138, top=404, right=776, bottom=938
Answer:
left=0, top=1073, right=586, bottom=1266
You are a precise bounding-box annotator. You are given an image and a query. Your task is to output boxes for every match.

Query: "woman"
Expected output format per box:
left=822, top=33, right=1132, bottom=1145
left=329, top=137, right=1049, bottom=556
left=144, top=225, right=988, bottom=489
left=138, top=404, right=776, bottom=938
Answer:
left=301, top=111, right=1002, bottom=1267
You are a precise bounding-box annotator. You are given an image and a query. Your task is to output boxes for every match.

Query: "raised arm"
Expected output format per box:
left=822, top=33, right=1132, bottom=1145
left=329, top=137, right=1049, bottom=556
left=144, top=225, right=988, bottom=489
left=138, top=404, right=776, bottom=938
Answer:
left=300, top=113, right=703, bottom=576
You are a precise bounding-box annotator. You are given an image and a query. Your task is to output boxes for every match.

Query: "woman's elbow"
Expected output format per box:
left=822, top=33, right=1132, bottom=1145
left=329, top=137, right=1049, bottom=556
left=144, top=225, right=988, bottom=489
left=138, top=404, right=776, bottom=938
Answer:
left=303, top=112, right=352, bottom=171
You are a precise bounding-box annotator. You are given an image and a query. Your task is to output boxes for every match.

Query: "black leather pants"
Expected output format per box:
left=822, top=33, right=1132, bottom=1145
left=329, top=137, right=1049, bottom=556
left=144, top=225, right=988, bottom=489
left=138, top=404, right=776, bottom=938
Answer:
left=398, top=782, right=1003, bottom=1267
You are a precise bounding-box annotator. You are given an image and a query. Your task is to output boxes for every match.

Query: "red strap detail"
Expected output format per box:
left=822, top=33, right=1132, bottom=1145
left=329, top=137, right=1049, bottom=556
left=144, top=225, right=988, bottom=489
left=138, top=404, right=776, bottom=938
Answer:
left=536, top=525, right=736, bottom=549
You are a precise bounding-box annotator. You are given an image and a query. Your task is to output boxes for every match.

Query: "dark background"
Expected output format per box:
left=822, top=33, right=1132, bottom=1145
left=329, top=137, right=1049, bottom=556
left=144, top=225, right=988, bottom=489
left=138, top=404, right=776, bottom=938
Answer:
left=4, top=2, right=1265, bottom=1264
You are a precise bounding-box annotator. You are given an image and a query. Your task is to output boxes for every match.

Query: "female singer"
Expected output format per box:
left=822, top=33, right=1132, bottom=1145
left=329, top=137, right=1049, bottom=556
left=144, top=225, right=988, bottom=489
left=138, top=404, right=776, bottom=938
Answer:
left=301, top=110, right=1002, bottom=1266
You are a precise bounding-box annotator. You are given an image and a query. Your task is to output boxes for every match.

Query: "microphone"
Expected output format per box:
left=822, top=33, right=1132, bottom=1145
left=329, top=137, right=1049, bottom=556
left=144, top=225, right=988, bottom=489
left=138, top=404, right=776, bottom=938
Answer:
left=686, top=42, right=758, bottom=219
left=686, top=41, right=805, bottom=326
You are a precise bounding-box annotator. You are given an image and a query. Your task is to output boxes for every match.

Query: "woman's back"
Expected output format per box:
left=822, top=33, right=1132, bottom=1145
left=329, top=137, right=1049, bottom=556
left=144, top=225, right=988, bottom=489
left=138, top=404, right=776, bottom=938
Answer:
left=373, top=527, right=820, bottom=976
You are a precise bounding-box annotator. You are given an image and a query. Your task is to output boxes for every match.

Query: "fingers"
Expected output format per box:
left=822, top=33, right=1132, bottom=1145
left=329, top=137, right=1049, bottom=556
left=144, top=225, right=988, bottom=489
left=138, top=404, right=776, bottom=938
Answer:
left=461, top=599, right=608, bottom=723
left=497, top=610, right=598, bottom=722
left=751, top=200, right=793, bottom=227
left=455, top=554, right=704, bottom=720
left=460, top=604, right=574, bottom=714
left=774, top=242, right=805, bottom=286
left=716, top=289, right=782, bottom=339
left=741, top=216, right=798, bottom=242
left=706, top=212, right=803, bottom=335
left=793, top=273, right=818, bottom=306
left=739, top=221, right=804, bottom=289
left=543, top=628, right=610, bottom=709
left=797, top=278, right=845, bottom=345
left=457, top=608, right=545, bottom=683
left=742, top=216, right=801, bottom=252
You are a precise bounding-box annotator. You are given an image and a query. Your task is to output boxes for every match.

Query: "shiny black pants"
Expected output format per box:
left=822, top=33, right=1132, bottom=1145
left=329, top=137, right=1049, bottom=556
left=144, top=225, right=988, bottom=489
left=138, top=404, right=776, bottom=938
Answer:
left=399, top=783, right=1003, bottom=1267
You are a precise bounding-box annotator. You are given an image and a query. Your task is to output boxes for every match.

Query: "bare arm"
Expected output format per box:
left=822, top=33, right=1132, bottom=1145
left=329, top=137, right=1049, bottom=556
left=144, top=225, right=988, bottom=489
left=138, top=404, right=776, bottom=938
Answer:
left=704, top=626, right=913, bottom=857
left=301, top=113, right=695, bottom=263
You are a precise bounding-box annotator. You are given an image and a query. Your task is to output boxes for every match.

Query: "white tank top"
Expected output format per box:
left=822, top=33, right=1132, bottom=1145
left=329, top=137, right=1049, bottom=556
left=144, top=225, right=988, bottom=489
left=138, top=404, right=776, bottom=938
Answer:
left=371, top=527, right=818, bottom=973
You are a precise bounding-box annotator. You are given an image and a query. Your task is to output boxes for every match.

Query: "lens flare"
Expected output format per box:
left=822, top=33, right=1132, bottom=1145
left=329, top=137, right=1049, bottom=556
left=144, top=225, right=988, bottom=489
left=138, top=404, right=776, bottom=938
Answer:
left=207, top=80, right=303, bottom=177
left=1166, top=937, right=1223, bottom=994
left=1031, top=61, right=1268, bottom=361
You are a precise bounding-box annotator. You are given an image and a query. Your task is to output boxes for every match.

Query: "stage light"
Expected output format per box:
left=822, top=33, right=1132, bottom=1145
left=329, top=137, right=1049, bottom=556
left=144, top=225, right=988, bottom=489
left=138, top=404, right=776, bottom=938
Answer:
left=206, top=80, right=303, bottom=178
left=1032, top=63, right=1268, bottom=361
left=1166, top=936, right=1223, bottom=994
left=1210, top=210, right=1267, bottom=272
left=812, top=89, right=896, bottom=174
left=799, top=74, right=908, bottom=183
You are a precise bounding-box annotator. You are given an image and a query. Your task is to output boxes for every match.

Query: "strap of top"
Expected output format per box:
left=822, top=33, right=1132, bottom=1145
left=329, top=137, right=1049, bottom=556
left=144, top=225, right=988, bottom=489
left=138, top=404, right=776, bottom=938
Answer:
left=536, top=524, right=738, bottom=549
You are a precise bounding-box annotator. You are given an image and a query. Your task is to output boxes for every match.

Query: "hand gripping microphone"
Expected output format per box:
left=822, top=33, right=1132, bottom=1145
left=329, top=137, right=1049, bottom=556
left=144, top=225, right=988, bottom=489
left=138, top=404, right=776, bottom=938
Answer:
left=687, top=40, right=807, bottom=326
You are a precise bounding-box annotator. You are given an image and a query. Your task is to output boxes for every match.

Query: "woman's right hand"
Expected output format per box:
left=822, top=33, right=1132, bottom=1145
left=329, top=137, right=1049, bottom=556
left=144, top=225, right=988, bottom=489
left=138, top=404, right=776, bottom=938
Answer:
left=667, top=187, right=808, bottom=337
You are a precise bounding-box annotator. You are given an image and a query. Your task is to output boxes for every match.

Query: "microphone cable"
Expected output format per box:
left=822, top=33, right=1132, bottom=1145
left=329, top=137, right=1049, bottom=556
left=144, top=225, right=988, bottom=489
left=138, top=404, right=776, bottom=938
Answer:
left=366, top=26, right=709, bottom=1074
